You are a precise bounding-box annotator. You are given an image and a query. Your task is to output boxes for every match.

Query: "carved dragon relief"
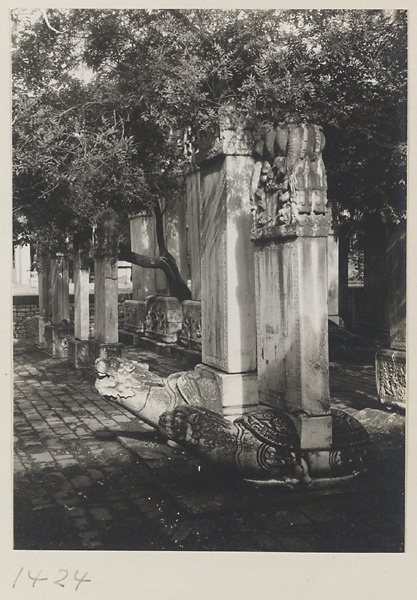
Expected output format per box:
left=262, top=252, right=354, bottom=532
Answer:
left=250, top=123, right=328, bottom=232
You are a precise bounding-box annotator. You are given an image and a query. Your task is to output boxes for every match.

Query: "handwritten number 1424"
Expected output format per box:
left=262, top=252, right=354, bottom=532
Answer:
left=13, top=568, right=91, bottom=591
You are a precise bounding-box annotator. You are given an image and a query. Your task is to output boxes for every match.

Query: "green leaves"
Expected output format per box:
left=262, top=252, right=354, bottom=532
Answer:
left=12, top=8, right=407, bottom=250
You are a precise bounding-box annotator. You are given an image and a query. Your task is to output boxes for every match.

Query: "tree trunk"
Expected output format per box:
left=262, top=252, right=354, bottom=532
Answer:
left=119, top=200, right=191, bottom=302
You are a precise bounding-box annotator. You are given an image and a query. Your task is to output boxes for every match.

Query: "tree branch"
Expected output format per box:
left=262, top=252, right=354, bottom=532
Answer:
left=119, top=242, right=191, bottom=302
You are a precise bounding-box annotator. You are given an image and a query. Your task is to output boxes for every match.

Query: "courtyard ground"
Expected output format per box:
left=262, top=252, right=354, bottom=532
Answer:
left=13, top=341, right=405, bottom=552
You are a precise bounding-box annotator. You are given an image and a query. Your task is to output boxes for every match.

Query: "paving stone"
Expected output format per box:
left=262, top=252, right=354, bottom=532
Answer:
left=70, top=476, right=94, bottom=489
left=13, top=341, right=404, bottom=552
left=31, top=452, right=55, bottom=463
left=89, top=506, right=114, bottom=521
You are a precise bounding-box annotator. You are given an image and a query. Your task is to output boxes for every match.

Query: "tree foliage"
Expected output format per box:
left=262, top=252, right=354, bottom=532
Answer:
left=12, top=8, right=407, bottom=251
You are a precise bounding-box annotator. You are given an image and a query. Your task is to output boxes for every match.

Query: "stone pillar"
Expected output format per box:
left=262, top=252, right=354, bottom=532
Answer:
left=124, top=212, right=157, bottom=337
left=45, top=252, right=74, bottom=358
left=68, top=233, right=91, bottom=368
left=338, top=224, right=350, bottom=328
left=90, top=211, right=122, bottom=362
left=34, top=250, right=52, bottom=347
left=186, top=164, right=201, bottom=301
left=177, top=163, right=202, bottom=354
left=130, top=212, right=157, bottom=301
left=327, top=220, right=340, bottom=326
left=375, top=222, right=406, bottom=410
left=154, top=200, right=170, bottom=296
left=195, top=107, right=258, bottom=417
left=50, top=253, right=70, bottom=325
left=250, top=123, right=370, bottom=484
left=361, top=218, right=390, bottom=341
left=251, top=123, right=332, bottom=451
left=165, top=195, right=188, bottom=284
left=14, top=243, right=31, bottom=285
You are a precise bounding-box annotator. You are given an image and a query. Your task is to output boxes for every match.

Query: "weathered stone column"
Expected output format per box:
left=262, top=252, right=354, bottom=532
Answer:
left=252, top=124, right=332, bottom=449
left=90, top=211, right=122, bottom=361
left=34, top=249, right=52, bottom=347
left=250, top=123, right=370, bottom=483
left=194, top=107, right=258, bottom=417
left=45, top=252, right=74, bottom=358
left=68, top=233, right=91, bottom=368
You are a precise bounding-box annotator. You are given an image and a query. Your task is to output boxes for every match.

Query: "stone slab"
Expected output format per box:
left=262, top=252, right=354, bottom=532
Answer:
left=44, top=323, right=74, bottom=359
left=290, top=414, right=333, bottom=450
left=129, top=213, right=157, bottom=301
left=194, top=364, right=258, bottom=417
left=186, top=168, right=201, bottom=301
left=94, top=256, right=119, bottom=343
left=68, top=339, right=90, bottom=369
left=375, top=349, right=406, bottom=410
left=254, top=235, right=330, bottom=417
left=34, top=315, right=48, bottom=348
left=200, top=154, right=257, bottom=374
left=145, top=295, right=182, bottom=343
left=88, top=340, right=123, bottom=364
left=178, top=300, right=202, bottom=351
left=124, top=299, right=147, bottom=334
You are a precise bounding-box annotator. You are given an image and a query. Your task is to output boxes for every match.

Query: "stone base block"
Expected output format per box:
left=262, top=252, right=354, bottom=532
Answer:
left=260, top=401, right=332, bottom=450
left=178, top=300, right=202, bottom=351
left=291, top=414, right=333, bottom=450
left=124, top=300, right=146, bottom=334
left=376, top=349, right=406, bottom=410
left=195, top=364, right=258, bottom=418
left=45, top=322, right=74, bottom=358
left=145, top=295, right=182, bottom=343
left=88, top=340, right=123, bottom=364
left=68, top=339, right=90, bottom=369
left=329, top=315, right=342, bottom=326
left=34, top=316, right=49, bottom=348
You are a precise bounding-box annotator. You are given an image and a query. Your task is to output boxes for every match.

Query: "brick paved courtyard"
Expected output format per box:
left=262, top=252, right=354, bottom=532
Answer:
left=13, top=342, right=405, bottom=552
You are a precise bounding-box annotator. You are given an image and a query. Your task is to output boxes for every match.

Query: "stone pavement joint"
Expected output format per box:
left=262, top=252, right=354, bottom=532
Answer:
left=13, top=341, right=405, bottom=552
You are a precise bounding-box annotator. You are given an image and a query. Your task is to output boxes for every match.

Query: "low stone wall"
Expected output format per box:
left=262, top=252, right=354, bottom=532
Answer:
left=13, top=295, right=39, bottom=340
left=13, top=291, right=132, bottom=341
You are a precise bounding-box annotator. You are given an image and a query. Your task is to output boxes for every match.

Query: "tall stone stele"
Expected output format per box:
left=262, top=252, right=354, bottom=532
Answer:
left=123, top=211, right=157, bottom=341
left=44, top=251, right=74, bottom=358
left=251, top=123, right=332, bottom=455
left=375, top=222, right=406, bottom=410
left=250, top=123, right=369, bottom=480
left=194, top=105, right=259, bottom=418
left=34, top=249, right=52, bottom=347
left=90, top=210, right=123, bottom=362
left=68, top=232, right=92, bottom=368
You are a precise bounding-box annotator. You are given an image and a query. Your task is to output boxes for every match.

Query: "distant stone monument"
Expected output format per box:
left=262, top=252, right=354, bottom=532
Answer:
left=123, top=211, right=157, bottom=339
left=89, top=210, right=123, bottom=362
left=68, top=232, right=91, bottom=368
left=375, top=223, right=406, bottom=410
left=34, top=249, right=52, bottom=348
left=44, top=251, right=73, bottom=358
